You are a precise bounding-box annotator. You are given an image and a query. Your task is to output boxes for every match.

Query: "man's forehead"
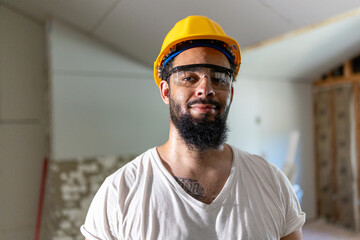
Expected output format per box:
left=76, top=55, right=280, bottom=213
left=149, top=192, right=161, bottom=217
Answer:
left=172, top=47, right=231, bottom=69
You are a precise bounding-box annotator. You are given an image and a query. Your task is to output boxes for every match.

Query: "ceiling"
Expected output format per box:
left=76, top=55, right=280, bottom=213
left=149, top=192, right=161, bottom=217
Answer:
left=2, top=0, right=360, bottom=81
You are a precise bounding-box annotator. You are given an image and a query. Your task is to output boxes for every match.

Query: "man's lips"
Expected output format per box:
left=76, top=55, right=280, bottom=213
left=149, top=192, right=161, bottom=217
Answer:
left=189, top=103, right=218, bottom=114
left=187, top=99, right=221, bottom=110
left=190, top=104, right=216, bottom=110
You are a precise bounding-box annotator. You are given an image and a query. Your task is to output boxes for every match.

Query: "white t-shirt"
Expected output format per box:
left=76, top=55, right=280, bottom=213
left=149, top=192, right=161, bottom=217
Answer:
left=81, top=146, right=305, bottom=240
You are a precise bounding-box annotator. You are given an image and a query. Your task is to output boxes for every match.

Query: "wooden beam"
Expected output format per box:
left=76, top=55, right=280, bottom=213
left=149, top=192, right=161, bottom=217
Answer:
left=329, top=87, right=338, bottom=222
left=344, top=60, right=353, bottom=78
left=314, top=74, right=360, bottom=87
left=313, top=88, right=321, bottom=218
left=354, top=82, right=360, bottom=219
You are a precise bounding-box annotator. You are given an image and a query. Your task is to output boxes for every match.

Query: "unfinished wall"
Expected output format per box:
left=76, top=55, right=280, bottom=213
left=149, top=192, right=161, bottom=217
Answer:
left=42, top=155, right=133, bottom=240
left=0, top=5, right=46, bottom=240
left=314, top=58, right=360, bottom=230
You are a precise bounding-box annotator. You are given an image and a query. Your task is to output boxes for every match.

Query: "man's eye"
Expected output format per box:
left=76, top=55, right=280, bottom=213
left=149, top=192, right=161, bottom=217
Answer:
left=212, top=77, right=226, bottom=85
left=182, top=76, right=195, bottom=82
left=179, top=72, right=198, bottom=82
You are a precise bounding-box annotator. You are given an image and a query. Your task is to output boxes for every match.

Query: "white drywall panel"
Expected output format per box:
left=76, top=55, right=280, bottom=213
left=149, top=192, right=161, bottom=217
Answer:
left=2, top=0, right=118, bottom=31
left=49, top=20, right=168, bottom=160
left=1, top=228, right=36, bottom=240
left=49, top=20, right=150, bottom=74
left=52, top=74, right=168, bottom=160
left=0, top=7, right=45, bottom=120
left=0, top=125, right=46, bottom=239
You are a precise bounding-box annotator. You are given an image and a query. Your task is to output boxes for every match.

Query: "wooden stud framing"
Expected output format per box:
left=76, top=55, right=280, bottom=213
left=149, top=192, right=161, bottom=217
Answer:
left=355, top=82, right=360, bottom=218
left=313, top=88, right=321, bottom=217
left=313, top=56, right=360, bottom=228
left=344, top=60, right=353, bottom=77
left=314, top=75, right=360, bottom=87
left=329, top=86, right=338, bottom=222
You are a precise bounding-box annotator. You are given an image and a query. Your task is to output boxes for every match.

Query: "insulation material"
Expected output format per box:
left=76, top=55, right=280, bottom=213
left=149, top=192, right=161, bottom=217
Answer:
left=314, top=84, right=359, bottom=231
left=40, top=155, right=135, bottom=240
left=314, top=88, right=334, bottom=221
left=333, top=85, right=358, bottom=230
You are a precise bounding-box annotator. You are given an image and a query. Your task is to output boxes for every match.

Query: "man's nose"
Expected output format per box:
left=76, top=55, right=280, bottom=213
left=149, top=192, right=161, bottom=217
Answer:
left=195, top=76, right=215, bottom=98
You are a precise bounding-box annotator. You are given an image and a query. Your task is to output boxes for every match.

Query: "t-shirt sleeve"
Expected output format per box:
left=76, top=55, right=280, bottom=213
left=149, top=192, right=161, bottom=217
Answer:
left=276, top=169, right=306, bottom=237
left=80, top=177, right=119, bottom=240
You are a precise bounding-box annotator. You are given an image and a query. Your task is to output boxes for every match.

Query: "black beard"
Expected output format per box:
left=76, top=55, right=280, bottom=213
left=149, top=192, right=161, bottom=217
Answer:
left=169, top=97, right=230, bottom=152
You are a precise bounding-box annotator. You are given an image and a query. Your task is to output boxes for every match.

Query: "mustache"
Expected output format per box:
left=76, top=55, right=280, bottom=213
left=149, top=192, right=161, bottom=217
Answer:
left=186, top=99, right=221, bottom=109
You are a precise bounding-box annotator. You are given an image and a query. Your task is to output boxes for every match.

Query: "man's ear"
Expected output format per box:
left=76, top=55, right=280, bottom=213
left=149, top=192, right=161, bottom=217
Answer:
left=160, top=80, right=170, bottom=104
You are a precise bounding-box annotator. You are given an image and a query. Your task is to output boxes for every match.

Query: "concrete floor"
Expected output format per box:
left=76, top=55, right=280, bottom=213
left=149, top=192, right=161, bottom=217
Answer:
left=303, top=219, right=360, bottom=240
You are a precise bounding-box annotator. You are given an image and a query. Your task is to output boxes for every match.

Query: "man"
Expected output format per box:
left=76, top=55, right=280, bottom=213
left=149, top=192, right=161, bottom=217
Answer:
left=81, top=16, right=305, bottom=240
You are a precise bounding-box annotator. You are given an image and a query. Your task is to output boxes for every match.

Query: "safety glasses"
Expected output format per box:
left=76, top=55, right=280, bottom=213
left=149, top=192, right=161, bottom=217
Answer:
left=168, top=64, right=234, bottom=90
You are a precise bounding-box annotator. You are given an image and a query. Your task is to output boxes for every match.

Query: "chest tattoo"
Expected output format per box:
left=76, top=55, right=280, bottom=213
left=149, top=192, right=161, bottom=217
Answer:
left=174, top=176, right=205, bottom=200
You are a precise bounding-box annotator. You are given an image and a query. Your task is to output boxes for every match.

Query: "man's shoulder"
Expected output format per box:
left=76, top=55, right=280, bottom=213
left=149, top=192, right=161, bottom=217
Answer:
left=231, top=146, right=275, bottom=167
left=230, top=145, right=290, bottom=196
left=230, top=145, right=281, bottom=178
left=105, top=147, right=157, bottom=186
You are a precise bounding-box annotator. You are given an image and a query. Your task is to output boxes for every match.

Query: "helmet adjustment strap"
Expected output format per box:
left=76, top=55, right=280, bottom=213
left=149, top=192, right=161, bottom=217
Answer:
left=159, top=40, right=236, bottom=80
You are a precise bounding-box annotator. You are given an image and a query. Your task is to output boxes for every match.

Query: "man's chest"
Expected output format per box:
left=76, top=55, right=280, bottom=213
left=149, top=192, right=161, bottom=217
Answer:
left=173, top=175, right=226, bottom=204
left=119, top=179, right=284, bottom=240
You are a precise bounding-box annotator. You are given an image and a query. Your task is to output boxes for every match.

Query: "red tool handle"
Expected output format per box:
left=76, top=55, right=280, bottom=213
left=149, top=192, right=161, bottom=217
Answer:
left=34, top=157, right=48, bottom=240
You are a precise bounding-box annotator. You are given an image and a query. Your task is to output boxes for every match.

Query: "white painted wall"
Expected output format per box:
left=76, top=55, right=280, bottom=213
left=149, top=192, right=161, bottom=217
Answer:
left=49, top=20, right=315, bottom=220
left=0, top=6, right=46, bottom=240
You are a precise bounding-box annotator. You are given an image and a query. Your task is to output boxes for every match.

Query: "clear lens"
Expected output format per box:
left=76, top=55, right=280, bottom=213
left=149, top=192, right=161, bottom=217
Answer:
left=170, top=64, right=233, bottom=90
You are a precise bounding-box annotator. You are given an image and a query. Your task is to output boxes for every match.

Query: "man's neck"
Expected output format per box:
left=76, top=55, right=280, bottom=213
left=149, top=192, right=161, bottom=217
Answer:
left=157, top=126, right=233, bottom=176
left=156, top=127, right=233, bottom=204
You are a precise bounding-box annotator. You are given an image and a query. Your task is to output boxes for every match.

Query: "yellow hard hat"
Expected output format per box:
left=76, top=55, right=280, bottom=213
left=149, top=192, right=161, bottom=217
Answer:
left=154, top=15, right=241, bottom=86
